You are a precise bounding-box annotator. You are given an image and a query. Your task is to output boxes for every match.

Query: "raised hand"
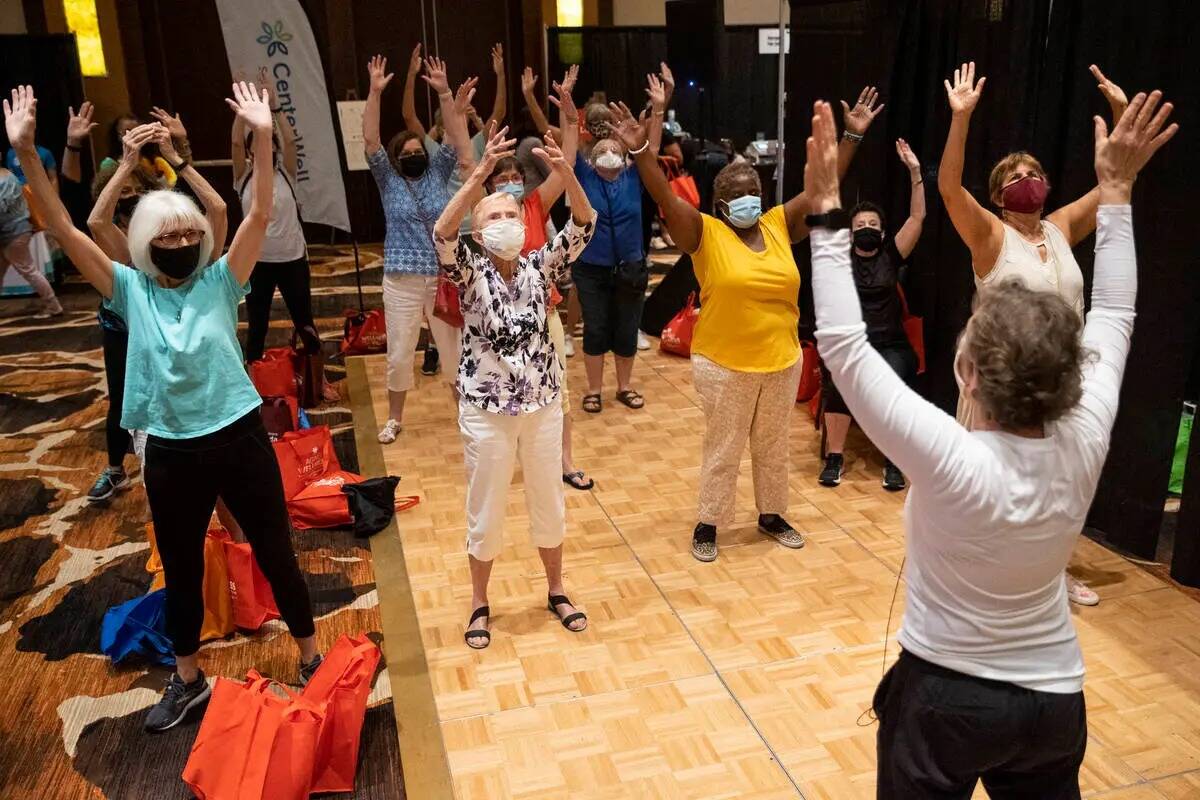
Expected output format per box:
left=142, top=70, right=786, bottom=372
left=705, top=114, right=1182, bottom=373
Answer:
left=804, top=101, right=840, bottom=212
left=943, top=62, right=985, bottom=116
left=491, top=43, right=504, bottom=75
left=532, top=130, right=570, bottom=174
left=521, top=66, right=538, bottom=97
left=549, top=69, right=578, bottom=123
left=1090, top=64, right=1129, bottom=120
left=123, top=123, right=161, bottom=165
left=408, top=43, right=423, bottom=76
left=368, top=55, right=395, bottom=94
left=66, top=101, right=97, bottom=144
left=841, top=85, right=885, bottom=136
left=225, top=82, right=272, bottom=132
left=421, top=56, right=451, bottom=95
left=149, top=106, right=187, bottom=141
left=479, top=123, right=517, bottom=174
left=896, top=137, right=920, bottom=172
left=454, top=77, right=478, bottom=116
left=1094, top=90, right=1177, bottom=190
left=3, top=86, right=37, bottom=150
left=150, top=124, right=179, bottom=162
left=646, top=73, right=666, bottom=109
left=606, top=101, right=647, bottom=152
left=659, top=62, right=675, bottom=97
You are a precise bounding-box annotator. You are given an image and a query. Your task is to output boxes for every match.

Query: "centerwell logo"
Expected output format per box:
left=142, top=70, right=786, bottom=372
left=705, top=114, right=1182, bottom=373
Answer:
left=254, top=19, right=310, bottom=183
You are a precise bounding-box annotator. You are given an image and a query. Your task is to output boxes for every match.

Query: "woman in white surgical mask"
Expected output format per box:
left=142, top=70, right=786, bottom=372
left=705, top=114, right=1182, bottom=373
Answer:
left=433, top=125, right=597, bottom=650
left=607, top=87, right=882, bottom=563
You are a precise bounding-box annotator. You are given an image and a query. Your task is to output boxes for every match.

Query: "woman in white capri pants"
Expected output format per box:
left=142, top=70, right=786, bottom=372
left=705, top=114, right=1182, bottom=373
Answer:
left=434, top=126, right=596, bottom=650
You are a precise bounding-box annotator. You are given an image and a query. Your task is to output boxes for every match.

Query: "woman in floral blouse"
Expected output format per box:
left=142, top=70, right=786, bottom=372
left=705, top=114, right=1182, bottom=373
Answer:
left=434, top=126, right=596, bottom=649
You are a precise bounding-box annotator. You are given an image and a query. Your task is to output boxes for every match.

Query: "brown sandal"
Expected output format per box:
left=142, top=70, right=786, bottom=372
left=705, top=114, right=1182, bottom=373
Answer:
left=582, top=394, right=602, bottom=413
left=615, top=389, right=644, bottom=409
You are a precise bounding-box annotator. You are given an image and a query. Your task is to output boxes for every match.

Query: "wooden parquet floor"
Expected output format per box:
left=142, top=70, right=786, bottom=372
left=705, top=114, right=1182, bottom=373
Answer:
left=360, top=340, right=1200, bottom=799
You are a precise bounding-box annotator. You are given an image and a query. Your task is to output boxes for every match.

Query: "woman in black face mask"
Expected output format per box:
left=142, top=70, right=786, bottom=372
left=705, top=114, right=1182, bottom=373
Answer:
left=8, top=82, right=322, bottom=732
left=818, top=138, right=925, bottom=493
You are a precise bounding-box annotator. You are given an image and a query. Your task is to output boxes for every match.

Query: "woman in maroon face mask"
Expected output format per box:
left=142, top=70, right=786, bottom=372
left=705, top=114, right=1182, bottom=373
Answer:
left=937, top=61, right=1128, bottom=607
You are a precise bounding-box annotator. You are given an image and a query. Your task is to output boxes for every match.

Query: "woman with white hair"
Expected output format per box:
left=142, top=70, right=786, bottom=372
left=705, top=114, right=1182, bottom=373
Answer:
left=433, top=126, right=596, bottom=649
left=804, top=88, right=1175, bottom=796
left=5, top=82, right=319, bottom=732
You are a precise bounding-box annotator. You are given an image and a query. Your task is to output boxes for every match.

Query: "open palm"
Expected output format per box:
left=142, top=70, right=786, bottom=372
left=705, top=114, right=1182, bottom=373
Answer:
left=944, top=61, right=985, bottom=115
left=606, top=101, right=646, bottom=152
left=226, top=82, right=272, bottom=132
left=3, top=86, right=37, bottom=149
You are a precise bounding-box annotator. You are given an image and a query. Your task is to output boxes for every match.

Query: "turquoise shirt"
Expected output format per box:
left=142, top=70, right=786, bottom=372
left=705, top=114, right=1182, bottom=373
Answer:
left=107, top=257, right=261, bottom=439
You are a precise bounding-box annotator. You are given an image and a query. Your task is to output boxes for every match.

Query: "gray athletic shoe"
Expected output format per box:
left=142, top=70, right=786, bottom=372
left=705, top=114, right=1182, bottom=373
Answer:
left=144, top=671, right=210, bottom=732
left=299, top=654, right=324, bottom=687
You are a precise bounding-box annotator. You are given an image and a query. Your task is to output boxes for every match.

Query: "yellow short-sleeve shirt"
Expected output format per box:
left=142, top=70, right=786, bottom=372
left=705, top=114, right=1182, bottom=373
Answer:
left=689, top=205, right=801, bottom=373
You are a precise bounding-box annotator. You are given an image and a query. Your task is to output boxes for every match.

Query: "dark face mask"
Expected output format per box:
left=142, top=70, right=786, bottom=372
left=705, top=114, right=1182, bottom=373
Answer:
left=397, top=152, right=428, bottom=178
left=150, top=243, right=201, bottom=280
left=853, top=227, right=883, bottom=253
left=116, top=196, right=139, bottom=218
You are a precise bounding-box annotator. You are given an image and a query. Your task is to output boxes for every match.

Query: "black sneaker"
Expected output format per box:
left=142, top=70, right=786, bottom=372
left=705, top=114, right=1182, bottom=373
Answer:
left=299, top=654, right=323, bottom=687
left=144, top=671, right=211, bottom=732
left=882, top=460, right=906, bottom=492
left=87, top=467, right=130, bottom=503
left=818, top=453, right=845, bottom=487
left=691, top=523, right=717, bottom=562
left=421, top=346, right=440, bottom=376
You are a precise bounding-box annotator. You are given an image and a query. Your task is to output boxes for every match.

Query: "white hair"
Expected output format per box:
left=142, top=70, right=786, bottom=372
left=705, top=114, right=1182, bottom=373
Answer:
left=471, top=191, right=521, bottom=233
left=125, top=189, right=214, bottom=278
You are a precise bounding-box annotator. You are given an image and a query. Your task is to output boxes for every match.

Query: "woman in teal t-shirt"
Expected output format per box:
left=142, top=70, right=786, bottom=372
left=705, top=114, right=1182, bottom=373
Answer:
left=6, top=82, right=320, bottom=733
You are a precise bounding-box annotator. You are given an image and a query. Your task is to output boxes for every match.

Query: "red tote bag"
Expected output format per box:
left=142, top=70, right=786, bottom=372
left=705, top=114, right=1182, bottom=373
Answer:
left=341, top=309, right=387, bottom=355
left=302, top=633, right=381, bottom=793
left=272, top=425, right=341, bottom=500
left=215, top=529, right=281, bottom=631
left=796, top=341, right=821, bottom=402
left=660, top=292, right=699, bottom=357
left=897, top=286, right=926, bottom=374
left=249, top=349, right=297, bottom=399
left=287, top=469, right=364, bottom=530
left=433, top=275, right=464, bottom=329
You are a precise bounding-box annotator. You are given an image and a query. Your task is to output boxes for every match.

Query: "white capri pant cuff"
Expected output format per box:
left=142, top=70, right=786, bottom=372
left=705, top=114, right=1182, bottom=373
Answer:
left=383, top=272, right=462, bottom=393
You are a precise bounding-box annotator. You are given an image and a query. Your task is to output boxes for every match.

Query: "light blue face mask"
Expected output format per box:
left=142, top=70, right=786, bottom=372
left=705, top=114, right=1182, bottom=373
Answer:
left=721, top=194, right=762, bottom=229
left=497, top=182, right=524, bottom=201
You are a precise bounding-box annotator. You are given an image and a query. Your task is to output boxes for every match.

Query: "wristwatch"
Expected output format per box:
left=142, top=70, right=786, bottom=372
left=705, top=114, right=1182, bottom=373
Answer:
left=805, top=208, right=850, bottom=229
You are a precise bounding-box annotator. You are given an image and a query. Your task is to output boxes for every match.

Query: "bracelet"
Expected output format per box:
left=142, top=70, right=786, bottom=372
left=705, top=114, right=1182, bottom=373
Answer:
left=628, top=140, right=650, bottom=156
left=270, top=107, right=281, bottom=113
left=65, top=143, right=82, bottom=152
left=912, top=178, right=923, bottom=187
left=842, top=131, right=864, bottom=143
left=170, top=160, right=190, bottom=173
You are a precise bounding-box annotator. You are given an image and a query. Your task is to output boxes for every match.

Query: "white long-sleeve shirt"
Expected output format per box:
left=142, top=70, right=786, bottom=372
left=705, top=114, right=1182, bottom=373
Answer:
left=811, top=206, right=1136, bottom=693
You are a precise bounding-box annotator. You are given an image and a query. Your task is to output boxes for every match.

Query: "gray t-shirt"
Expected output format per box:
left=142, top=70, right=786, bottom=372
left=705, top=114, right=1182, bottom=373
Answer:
left=0, top=172, right=32, bottom=243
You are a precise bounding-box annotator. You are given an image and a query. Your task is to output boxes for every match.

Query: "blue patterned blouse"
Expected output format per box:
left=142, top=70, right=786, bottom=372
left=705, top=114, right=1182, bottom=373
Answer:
left=367, top=144, right=456, bottom=275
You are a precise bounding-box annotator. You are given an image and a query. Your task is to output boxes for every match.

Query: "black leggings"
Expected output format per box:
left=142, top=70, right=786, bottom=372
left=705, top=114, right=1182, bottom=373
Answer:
left=823, top=341, right=917, bottom=416
left=143, top=411, right=314, bottom=657
left=102, top=325, right=131, bottom=468
left=244, top=256, right=318, bottom=363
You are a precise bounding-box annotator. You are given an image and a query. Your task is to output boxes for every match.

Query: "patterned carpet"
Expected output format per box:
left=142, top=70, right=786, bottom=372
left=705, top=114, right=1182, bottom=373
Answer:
left=0, top=244, right=407, bottom=799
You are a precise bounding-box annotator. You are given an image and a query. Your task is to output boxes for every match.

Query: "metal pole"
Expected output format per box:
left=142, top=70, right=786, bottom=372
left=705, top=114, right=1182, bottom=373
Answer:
left=775, top=0, right=787, bottom=205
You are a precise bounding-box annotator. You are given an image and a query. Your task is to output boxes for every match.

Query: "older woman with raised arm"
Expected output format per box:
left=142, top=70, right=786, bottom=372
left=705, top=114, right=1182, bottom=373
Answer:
left=6, top=82, right=321, bottom=732
left=363, top=53, right=472, bottom=443
left=807, top=91, right=1175, bottom=799
left=434, top=125, right=596, bottom=649
left=939, top=62, right=1128, bottom=607
left=612, top=87, right=881, bottom=562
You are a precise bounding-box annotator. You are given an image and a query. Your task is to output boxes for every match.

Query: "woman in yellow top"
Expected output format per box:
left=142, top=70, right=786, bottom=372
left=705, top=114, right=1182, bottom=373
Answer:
left=608, top=87, right=882, bottom=561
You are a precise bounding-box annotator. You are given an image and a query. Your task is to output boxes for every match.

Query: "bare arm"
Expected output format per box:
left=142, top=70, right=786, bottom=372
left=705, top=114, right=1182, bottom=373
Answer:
left=364, top=55, right=395, bottom=156
left=536, top=65, right=579, bottom=208
left=158, top=130, right=228, bottom=257
left=893, top=138, right=926, bottom=259
left=422, top=56, right=471, bottom=170
left=6, top=86, right=115, bottom=296
left=62, top=102, right=96, bottom=183
left=644, top=74, right=665, bottom=156
left=231, top=115, right=248, bottom=185
left=225, top=83, right=274, bottom=284
left=401, top=45, right=427, bottom=140
left=484, top=43, right=506, bottom=131
left=88, top=124, right=160, bottom=263
left=611, top=102, right=702, bottom=253
left=521, top=67, right=561, bottom=142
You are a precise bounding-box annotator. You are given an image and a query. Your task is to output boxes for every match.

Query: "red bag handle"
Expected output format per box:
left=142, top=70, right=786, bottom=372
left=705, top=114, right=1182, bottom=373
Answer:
left=897, top=285, right=914, bottom=318
left=394, top=495, right=420, bottom=513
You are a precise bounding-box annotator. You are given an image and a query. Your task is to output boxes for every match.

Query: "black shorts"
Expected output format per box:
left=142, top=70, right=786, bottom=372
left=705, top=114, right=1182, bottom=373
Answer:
left=571, top=261, right=644, bottom=358
left=874, top=651, right=1086, bottom=799
left=823, top=341, right=916, bottom=416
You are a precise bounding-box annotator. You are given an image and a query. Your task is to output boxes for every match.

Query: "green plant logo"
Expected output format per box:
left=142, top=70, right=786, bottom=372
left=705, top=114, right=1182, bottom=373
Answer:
left=256, top=20, right=293, bottom=57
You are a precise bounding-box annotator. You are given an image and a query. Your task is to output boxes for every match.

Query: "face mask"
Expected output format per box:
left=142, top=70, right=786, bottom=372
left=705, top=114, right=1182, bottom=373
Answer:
left=720, top=195, right=762, bottom=229
left=497, top=182, right=525, bottom=201
left=397, top=152, right=428, bottom=178
left=1001, top=175, right=1048, bottom=214
left=594, top=151, right=624, bottom=170
left=479, top=219, right=526, bottom=261
left=150, top=242, right=201, bottom=280
left=117, top=196, right=139, bottom=218
left=853, top=227, right=883, bottom=252
left=587, top=121, right=610, bottom=140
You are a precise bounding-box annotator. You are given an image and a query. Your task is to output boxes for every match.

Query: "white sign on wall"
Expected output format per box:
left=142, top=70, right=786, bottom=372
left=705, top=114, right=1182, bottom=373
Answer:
left=336, top=101, right=368, bottom=171
left=758, top=28, right=791, bottom=54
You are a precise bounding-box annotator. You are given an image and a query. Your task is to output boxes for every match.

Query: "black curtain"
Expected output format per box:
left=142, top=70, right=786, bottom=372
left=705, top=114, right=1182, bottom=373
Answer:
left=785, top=0, right=1200, bottom=559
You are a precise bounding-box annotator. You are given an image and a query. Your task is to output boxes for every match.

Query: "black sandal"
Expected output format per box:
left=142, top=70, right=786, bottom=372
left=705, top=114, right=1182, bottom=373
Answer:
left=562, top=471, right=595, bottom=491
left=464, top=605, right=491, bottom=649
left=582, top=394, right=602, bottom=413
left=548, top=594, right=587, bottom=632
left=615, top=389, right=644, bottom=409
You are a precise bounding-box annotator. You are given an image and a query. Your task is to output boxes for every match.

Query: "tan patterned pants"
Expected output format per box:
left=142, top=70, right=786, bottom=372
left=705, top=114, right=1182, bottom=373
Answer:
left=692, top=354, right=802, bottom=527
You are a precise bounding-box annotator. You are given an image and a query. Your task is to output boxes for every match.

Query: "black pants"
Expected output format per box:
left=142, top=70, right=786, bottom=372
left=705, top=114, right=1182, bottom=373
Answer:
left=245, top=256, right=318, bottom=363
left=874, top=651, right=1086, bottom=799
left=101, top=325, right=131, bottom=468
left=143, top=411, right=314, bottom=657
left=571, top=262, right=644, bottom=358
left=823, top=341, right=917, bottom=417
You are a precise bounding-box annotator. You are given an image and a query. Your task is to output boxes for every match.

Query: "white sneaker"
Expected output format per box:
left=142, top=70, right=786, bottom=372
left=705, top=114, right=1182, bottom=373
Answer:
left=377, top=419, right=401, bottom=444
left=650, top=236, right=668, bottom=250
left=637, top=331, right=650, bottom=351
left=1066, top=574, right=1099, bottom=606
left=564, top=336, right=575, bottom=358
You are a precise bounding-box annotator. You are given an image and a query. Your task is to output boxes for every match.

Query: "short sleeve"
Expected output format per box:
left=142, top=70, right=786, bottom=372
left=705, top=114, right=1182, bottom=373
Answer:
left=760, top=205, right=790, bottom=242
left=431, top=143, right=457, bottom=184
left=691, top=213, right=723, bottom=286
left=213, top=256, right=250, bottom=301
left=107, top=263, right=134, bottom=317
left=471, top=132, right=486, bottom=161
left=39, top=146, right=57, bottom=171
left=424, top=135, right=439, bottom=157
left=367, top=147, right=395, bottom=195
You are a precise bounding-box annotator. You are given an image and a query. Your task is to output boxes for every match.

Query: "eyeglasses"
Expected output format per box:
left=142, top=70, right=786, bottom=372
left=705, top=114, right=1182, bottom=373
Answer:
left=153, top=229, right=203, bottom=247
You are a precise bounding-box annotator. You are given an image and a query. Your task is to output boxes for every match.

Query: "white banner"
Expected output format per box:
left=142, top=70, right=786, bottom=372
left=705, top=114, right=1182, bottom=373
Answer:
left=215, top=0, right=350, bottom=231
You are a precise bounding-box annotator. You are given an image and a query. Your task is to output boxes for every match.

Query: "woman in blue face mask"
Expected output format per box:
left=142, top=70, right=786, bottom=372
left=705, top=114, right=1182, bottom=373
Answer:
left=608, top=86, right=882, bottom=563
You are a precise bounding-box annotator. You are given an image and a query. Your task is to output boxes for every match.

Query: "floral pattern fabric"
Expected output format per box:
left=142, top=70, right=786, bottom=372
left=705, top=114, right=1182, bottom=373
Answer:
left=435, top=215, right=595, bottom=415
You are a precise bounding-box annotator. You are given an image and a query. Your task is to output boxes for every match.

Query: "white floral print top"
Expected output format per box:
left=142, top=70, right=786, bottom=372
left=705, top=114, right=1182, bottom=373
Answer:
left=434, top=215, right=595, bottom=415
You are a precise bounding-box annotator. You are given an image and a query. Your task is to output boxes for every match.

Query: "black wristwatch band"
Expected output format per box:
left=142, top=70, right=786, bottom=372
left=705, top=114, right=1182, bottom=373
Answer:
left=65, top=143, right=83, bottom=152
left=170, top=160, right=189, bottom=173
left=804, top=208, right=850, bottom=229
